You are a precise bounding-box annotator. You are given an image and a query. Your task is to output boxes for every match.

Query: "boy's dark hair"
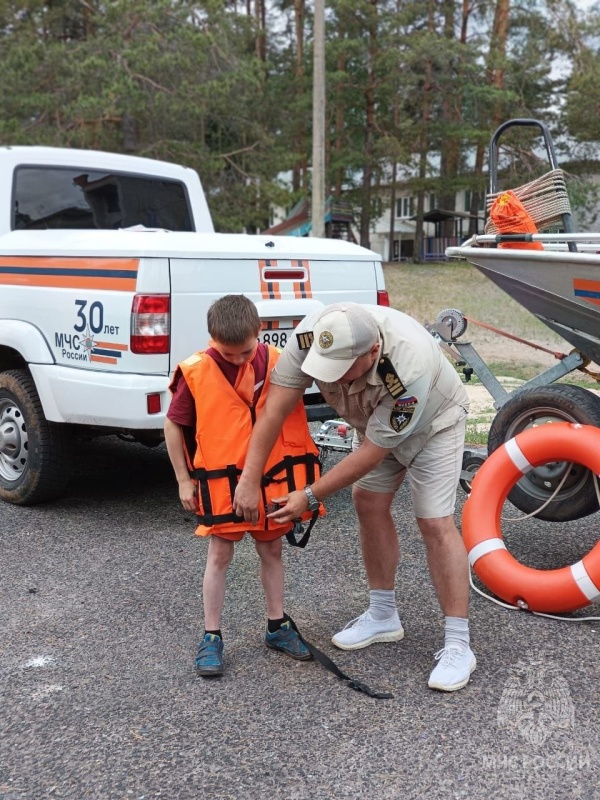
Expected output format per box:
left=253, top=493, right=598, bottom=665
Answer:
left=207, top=295, right=261, bottom=345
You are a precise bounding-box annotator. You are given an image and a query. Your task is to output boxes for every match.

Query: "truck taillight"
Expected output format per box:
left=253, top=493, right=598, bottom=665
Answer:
left=377, top=289, right=390, bottom=307
left=131, top=294, right=170, bottom=354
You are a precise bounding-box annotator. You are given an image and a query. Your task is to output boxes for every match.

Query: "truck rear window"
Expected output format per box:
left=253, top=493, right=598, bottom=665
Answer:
left=13, top=166, right=193, bottom=232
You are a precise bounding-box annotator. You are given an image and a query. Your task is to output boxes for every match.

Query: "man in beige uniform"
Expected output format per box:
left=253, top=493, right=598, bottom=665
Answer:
left=233, top=302, right=476, bottom=691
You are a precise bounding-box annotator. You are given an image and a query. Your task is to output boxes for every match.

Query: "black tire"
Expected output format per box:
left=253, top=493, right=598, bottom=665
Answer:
left=460, top=450, right=486, bottom=495
left=487, top=384, right=600, bottom=522
left=0, top=369, right=72, bottom=505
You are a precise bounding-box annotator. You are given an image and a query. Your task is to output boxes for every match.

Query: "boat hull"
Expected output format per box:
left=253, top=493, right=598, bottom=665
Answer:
left=447, top=247, right=600, bottom=365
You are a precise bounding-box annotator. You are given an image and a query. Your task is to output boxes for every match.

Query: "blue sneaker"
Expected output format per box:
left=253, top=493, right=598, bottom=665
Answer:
left=195, top=634, right=224, bottom=677
left=265, top=620, right=312, bottom=661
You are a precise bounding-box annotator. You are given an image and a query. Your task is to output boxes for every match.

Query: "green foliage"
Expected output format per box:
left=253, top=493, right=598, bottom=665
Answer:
left=0, top=0, right=596, bottom=232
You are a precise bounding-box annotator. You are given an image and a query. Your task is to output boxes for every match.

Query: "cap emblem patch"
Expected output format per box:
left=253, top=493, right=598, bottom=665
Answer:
left=319, top=330, right=334, bottom=349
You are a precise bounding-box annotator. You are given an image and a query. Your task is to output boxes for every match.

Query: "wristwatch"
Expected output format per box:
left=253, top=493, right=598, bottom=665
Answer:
left=303, top=485, right=320, bottom=512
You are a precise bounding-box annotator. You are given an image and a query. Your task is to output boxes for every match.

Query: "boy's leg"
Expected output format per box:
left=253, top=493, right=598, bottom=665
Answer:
left=196, top=535, right=234, bottom=677
left=255, top=536, right=311, bottom=661
left=203, top=535, right=235, bottom=630
left=254, top=537, right=284, bottom=619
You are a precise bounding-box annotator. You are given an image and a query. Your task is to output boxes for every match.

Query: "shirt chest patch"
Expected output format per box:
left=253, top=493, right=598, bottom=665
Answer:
left=389, top=395, right=417, bottom=433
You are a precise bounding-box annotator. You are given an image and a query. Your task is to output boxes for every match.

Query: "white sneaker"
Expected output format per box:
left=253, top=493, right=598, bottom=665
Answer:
left=332, top=610, right=404, bottom=651
left=428, top=646, right=476, bottom=692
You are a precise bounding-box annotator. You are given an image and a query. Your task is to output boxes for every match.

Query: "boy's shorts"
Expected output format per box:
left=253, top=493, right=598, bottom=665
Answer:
left=211, top=528, right=286, bottom=543
left=353, top=413, right=467, bottom=519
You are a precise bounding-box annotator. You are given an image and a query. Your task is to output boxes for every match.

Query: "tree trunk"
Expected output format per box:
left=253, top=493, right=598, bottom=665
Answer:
left=292, top=0, right=306, bottom=192
left=255, top=0, right=266, bottom=62
left=359, top=0, right=377, bottom=250
left=469, top=0, right=510, bottom=235
left=414, top=0, right=435, bottom=263
left=438, top=0, right=461, bottom=239
left=333, top=50, right=346, bottom=199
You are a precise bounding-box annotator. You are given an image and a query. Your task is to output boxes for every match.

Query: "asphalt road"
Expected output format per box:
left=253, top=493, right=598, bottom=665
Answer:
left=1, top=436, right=599, bottom=800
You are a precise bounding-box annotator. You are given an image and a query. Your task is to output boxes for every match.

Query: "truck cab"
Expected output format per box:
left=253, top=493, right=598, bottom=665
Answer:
left=0, top=145, right=214, bottom=236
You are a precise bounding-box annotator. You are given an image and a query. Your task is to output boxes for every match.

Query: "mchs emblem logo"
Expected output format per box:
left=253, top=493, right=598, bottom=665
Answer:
left=389, top=395, right=417, bottom=433
left=318, top=330, right=334, bottom=349
left=497, top=660, right=575, bottom=746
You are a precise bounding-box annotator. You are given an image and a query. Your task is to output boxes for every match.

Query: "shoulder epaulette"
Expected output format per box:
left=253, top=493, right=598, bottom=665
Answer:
left=376, top=356, right=406, bottom=399
left=296, top=331, right=314, bottom=350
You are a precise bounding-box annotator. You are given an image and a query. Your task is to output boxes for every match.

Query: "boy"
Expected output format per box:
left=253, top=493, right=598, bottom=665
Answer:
left=164, top=295, right=322, bottom=677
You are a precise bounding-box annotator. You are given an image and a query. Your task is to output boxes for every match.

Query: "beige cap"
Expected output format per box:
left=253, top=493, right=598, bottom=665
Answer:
left=301, top=303, right=379, bottom=382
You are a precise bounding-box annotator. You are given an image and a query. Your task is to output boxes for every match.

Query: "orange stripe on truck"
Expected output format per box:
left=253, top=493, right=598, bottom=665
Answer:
left=259, top=259, right=281, bottom=300
left=0, top=257, right=139, bottom=292
left=94, top=341, right=129, bottom=351
left=90, top=354, right=118, bottom=364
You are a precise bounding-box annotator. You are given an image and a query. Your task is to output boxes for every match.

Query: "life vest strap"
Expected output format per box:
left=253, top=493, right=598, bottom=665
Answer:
left=191, top=453, right=321, bottom=536
left=285, top=512, right=319, bottom=549
left=285, top=615, right=393, bottom=700
left=279, top=453, right=321, bottom=547
left=262, top=452, right=321, bottom=487
left=191, top=464, right=243, bottom=527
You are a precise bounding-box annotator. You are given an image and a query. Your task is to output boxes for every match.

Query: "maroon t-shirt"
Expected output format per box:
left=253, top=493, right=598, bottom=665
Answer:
left=167, top=343, right=269, bottom=427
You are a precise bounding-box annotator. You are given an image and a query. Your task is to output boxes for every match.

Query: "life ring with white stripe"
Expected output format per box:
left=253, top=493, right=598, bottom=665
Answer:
left=462, top=422, right=600, bottom=613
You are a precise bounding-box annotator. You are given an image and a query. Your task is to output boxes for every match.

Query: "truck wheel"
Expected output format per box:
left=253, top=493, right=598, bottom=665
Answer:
left=487, top=384, right=600, bottom=522
left=0, top=369, right=72, bottom=505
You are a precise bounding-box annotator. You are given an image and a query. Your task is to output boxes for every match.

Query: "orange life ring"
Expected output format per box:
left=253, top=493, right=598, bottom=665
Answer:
left=462, top=422, right=600, bottom=613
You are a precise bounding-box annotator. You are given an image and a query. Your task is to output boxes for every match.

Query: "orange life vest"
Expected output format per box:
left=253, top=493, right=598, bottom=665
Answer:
left=174, top=345, right=322, bottom=537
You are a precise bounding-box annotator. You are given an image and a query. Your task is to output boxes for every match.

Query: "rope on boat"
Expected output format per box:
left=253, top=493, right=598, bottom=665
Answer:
left=485, top=169, right=572, bottom=234
left=464, top=314, right=600, bottom=381
left=463, top=315, right=568, bottom=358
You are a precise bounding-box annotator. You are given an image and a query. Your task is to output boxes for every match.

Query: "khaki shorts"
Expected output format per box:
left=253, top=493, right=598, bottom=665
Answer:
left=353, top=412, right=467, bottom=518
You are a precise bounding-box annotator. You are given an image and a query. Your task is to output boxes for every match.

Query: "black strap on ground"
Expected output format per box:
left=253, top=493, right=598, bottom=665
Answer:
left=286, top=615, right=393, bottom=700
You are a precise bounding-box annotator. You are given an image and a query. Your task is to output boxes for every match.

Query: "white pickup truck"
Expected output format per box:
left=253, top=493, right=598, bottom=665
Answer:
left=0, top=146, right=388, bottom=505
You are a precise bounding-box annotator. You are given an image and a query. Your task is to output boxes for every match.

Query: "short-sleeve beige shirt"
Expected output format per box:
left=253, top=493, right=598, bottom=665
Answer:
left=272, top=305, right=469, bottom=466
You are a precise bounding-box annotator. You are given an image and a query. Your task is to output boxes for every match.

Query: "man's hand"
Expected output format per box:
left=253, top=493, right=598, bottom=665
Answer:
left=266, top=490, right=309, bottom=523
left=233, top=477, right=262, bottom=523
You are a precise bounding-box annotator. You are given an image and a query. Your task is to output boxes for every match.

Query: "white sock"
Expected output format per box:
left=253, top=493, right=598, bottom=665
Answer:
left=444, top=616, right=470, bottom=652
left=368, top=589, right=398, bottom=621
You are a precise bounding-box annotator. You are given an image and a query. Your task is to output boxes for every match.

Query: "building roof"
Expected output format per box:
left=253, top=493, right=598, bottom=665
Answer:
left=263, top=197, right=356, bottom=237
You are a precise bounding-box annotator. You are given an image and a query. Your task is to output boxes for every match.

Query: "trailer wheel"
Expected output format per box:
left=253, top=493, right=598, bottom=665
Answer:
left=460, top=450, right=486, bottom=495
left=0, top=369, right=72, bottom=505
left=487, top=384, right=600, bottom=522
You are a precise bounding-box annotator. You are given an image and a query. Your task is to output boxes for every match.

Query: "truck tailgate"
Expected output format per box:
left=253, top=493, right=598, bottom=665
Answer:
left=169, top=254, right=383, bottom=370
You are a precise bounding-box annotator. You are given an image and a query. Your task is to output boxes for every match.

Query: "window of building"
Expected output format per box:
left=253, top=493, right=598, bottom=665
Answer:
left=396, top=196, right=416, bottom=218
left=464, top=190, right=485, bottom=214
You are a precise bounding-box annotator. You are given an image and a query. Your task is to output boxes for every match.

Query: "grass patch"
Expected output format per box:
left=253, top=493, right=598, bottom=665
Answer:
left=384, top=260, right=561, bottom=343
left=465, top=419, right=491, bottom=447
left=483, top=360, right=557, bottom=382
left=384, top=260, right=600, bottom=385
